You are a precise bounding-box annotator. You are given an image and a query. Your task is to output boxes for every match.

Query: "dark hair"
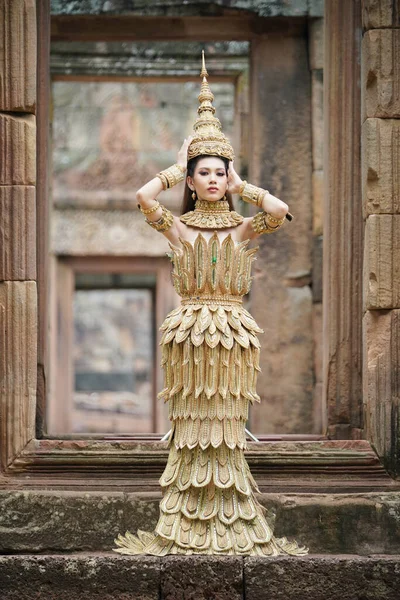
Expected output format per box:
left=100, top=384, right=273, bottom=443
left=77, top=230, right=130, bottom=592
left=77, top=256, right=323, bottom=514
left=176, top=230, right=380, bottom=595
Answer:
left=180, top=155, right=234, bottom=215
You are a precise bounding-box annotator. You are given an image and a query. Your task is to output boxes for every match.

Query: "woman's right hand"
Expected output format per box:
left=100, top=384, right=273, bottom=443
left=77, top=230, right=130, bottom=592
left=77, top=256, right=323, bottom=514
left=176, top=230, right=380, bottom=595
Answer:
left=177, top=136, right=193, bottom=169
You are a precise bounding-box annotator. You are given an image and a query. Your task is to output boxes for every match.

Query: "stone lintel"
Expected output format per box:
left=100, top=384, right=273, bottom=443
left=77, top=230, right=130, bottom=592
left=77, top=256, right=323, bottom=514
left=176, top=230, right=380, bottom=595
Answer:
left=50, top=0, right=319, bottom=18
left=50, top=52, right=248, bottom=79
left=362, top=118, right=400, bottom=216
left=0, top=186, right=36, bottom=281
left=364, top=214, right=400, bottom=309
left=52, top=209, right=171, bottom=256
left=362, top=29, right=400, bottom=119
left=51, top=14, right=308, bottom=43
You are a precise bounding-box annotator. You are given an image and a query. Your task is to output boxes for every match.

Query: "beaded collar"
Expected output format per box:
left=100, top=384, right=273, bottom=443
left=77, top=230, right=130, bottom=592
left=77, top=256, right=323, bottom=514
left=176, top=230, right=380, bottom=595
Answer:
left=179, top=199, right=244, bottom=229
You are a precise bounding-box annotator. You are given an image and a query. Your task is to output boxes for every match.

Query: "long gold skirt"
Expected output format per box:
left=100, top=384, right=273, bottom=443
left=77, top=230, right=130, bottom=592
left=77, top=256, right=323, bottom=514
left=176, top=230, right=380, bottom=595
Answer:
left=114, top=303, right=307, bottom=556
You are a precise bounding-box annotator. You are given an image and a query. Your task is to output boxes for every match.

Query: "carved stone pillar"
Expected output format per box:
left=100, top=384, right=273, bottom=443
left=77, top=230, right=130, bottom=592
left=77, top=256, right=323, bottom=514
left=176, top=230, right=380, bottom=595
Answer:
left=0, top=0, right=37, bottom=470
left=323, top=0, right=363, bottom=439
left=361, top=0, right=400, bottom=474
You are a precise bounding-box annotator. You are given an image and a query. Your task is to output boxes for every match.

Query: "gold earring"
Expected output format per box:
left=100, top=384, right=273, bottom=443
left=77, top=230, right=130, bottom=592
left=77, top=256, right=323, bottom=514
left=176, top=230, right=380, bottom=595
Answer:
left=192, top=191, right=197, bottom=201
left=223, top=194, right=226, bottom=201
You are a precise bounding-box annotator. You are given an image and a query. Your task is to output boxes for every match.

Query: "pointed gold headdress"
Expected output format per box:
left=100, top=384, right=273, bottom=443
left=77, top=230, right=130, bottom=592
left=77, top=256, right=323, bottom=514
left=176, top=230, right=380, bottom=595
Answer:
left=187, top=51, right=235, bottom=162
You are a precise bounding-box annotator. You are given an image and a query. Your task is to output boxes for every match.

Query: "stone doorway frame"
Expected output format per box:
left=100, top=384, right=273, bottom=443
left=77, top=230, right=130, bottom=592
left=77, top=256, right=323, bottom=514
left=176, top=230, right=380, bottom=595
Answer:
left=48, top=255, right=173, bottom=436
left=1, top=1, right=398, bottom=491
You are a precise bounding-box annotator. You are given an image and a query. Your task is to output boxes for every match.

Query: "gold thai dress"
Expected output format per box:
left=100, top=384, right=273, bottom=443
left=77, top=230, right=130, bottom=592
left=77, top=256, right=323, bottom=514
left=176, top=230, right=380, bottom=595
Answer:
left=114, top=228, right=307, bottom=556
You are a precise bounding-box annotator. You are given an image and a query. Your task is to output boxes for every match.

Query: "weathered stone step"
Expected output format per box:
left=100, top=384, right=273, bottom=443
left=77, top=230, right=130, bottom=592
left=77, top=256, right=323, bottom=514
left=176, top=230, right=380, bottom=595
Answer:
left=0, top=554, right=400, bottom=599
left=1, top=490, right=400, bottom=555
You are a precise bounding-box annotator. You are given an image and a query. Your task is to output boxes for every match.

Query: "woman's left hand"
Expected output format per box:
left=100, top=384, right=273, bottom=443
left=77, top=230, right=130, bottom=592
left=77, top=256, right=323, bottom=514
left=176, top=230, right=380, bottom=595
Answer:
left=227, top=161, right=243, bottom=195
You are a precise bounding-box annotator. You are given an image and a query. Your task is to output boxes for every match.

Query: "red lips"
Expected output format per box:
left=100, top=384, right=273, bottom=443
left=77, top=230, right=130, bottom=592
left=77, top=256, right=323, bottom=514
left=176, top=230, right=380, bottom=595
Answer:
left=208, top=187, right=218, bottom=192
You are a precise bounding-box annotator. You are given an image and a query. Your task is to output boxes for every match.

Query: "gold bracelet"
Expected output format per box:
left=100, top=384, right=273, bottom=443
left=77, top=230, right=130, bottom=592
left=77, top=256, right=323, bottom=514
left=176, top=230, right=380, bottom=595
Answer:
left=239, top=181, right=268, bottom=208
left=144, top=205, right=174, bottom=232
left=156, top=164, right=186, bottom=190
left=251, top=211, right=285, bottom=235
left=266, top=213, right=285, bottom=226
left=137, top=200, right=160, bottom=215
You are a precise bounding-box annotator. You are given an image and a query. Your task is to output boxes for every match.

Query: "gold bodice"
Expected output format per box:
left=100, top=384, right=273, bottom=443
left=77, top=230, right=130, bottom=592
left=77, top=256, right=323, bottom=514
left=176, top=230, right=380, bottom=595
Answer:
left=168, top=232, right=259, bottom=302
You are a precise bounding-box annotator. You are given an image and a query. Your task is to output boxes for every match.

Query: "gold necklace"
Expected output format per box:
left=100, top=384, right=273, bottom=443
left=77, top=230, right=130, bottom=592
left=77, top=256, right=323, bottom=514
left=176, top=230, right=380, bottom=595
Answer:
left=179, top=199, right=244, bottom=229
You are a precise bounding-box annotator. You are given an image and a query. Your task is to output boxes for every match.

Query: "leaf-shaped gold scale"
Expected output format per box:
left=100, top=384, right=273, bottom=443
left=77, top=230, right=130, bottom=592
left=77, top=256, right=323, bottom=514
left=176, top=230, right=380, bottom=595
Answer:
left=114, top=232, right=308, bottom=557
left=169, top=232, right=258, bottom=299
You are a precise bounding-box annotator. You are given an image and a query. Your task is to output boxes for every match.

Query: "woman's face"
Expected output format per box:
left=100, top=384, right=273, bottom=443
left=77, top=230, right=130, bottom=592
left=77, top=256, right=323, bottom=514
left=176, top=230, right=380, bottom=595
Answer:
left=187, top=157, right=228, bottom=202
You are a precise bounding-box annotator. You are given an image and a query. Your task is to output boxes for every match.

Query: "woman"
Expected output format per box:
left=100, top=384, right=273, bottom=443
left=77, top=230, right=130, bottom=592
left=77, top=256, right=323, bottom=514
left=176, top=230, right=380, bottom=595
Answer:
left=114, top=54, right=307, bottom=556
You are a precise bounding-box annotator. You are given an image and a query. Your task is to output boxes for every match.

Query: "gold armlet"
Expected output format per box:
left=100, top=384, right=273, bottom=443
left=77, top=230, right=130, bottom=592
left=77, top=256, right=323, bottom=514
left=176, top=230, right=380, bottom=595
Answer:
left=156, top=164, right=186, bottom=190
left=239, top=181, right=268, bottom=208
left=251, top=211, right=285, bottom=235
left=144, top=205, right=174, bottom=232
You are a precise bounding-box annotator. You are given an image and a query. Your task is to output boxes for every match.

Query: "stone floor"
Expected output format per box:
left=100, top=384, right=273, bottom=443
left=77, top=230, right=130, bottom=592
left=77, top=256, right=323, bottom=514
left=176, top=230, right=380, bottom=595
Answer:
left=1, top=554, right=400, bottom=599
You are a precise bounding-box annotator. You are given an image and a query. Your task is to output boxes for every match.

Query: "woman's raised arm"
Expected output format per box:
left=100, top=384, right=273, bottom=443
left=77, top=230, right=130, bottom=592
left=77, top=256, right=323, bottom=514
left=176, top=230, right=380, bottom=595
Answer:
left=136, top=137, right=192, bottom=237
left=227, top=161, right=289, bottom=240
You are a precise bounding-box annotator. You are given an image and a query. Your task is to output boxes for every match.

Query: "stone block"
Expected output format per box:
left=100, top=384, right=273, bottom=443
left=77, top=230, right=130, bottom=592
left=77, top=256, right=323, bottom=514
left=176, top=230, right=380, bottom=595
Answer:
left=312, top=169, right=323, bottom=235
left=309, top=18, right=324, bottom=70
left=364, top=214, right=400, bottom=309
left=0, top=281, right=37, bottom=469
left=261, top=492, right=400, bottom=555
left=0, top=0, right=36, bottom=112
left=362, top=29, right=400, bottom=119
left=0, top=186, right=36, bottom=281
left=161, top=556, right=243, bottom=600
left=0, top=114, right=36, bottom=185
left=311, top=70, right=324, bottom=171
left=0, top=555, right=161, bottom=600
left=362, top=118, right=400, bottom=216
left=245, top=556, right=400, bottom=600
left=362, top=0, right=400, bottom=29
left=363, top=309, right=400, bottom=475
left=0, top=490, right=129, bottom=552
